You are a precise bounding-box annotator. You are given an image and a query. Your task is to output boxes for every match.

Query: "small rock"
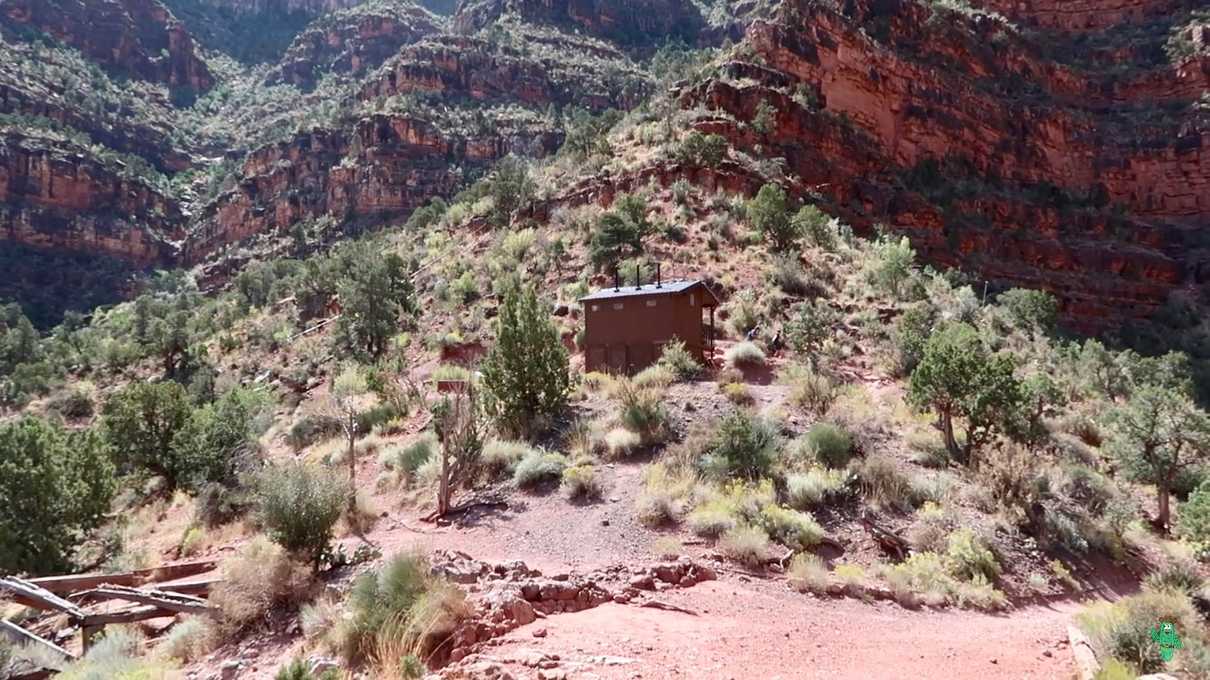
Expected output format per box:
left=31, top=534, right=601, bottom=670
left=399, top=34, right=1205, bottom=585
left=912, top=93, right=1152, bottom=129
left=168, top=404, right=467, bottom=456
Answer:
left=628, top=575, right=656, bottom=590
left=220, top=661, right=242, bottom=680
left=307, top=656, right=339, bottom=675
left=601, top=519, right=610, bottom=526
left=533, top=627, right=548, bottom=638
left=1042, top=650, right=1052, bottom=658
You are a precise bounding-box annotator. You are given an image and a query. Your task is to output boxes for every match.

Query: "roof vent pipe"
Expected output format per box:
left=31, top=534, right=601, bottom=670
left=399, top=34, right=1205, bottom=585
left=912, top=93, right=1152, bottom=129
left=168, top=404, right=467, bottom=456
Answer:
left=656, top=263, right=662, bottom=288
left=614, top=266, right=620, bottom=292
left=635, top=261, right=642, bottom=290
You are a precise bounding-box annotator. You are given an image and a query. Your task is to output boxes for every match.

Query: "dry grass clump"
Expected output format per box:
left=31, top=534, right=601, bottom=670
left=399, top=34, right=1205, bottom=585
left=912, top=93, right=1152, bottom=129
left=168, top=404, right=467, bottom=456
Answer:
left=787, top=553, right=829, bottom=594
left=513, top=450, right=568, bottom=488
left=480, top=439, right=535, bottom=479
left=330, top=551, right=471, bottom=674
left=721, top=382, right=754, bottom=405
left=853, top=456, right=917, bottom=512
left=635, top=463, right=694, bottom=526
left=210, top=537, right=316, bottom=636
left=604, top=427, right=642, bottom=459
left=562, top=464, right=604, bottom=500
left=783, top=365, right=837, bottom=416
left=785, top=467, right=851, bottom=509
left=725, top=342, right=766, bottom=369
left=719, top=525, right=774, bottom=567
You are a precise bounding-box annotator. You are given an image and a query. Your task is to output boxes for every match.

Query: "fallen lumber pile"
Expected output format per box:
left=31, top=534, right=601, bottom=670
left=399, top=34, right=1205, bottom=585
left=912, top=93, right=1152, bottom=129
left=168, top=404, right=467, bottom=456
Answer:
left=0, top=559, right=222, bottom=664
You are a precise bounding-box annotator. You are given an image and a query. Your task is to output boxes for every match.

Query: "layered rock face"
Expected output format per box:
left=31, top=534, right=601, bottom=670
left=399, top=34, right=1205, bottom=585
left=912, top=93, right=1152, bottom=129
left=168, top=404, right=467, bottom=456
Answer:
left=678, top=0, right=1208, bottom=327
left=0, top=132, right=179, bottom=266
left=0, top=0, right=214, bottom=94
left=450, top=0, right=704, bottom=45
left=189, top=0, right=365, bottom=14
left=185, top=113, right=561, bottom=261
left=969, top=0, right=1196, bottom=33
left=0, top=82, right=190, bottom=174
left=359, top=33, right=650, bottom=110
left=267, top=1, right=445, bottom=90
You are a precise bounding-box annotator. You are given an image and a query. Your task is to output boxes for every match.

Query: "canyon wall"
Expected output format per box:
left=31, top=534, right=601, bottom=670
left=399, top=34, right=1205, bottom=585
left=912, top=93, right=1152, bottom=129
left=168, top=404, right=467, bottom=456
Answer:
left=450, top=0, right=705, bottom=45
left=677, top=0, right=1208, bottom=326
left=267, top=2, right=445, bottom=90
left=0, top=0, right=214, bottom=94
left=0, top=132, right=179, bottom=266
left=359, top=34, right=650, bottom=110
left=184, top=113, right=562, bottom=261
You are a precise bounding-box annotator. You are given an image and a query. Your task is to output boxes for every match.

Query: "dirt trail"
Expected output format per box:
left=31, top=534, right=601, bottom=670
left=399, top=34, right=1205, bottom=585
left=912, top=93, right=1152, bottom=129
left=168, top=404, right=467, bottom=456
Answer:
left=484, top=579, right=1078, bottom=679
left=364, top=490, right=1083, bottom=680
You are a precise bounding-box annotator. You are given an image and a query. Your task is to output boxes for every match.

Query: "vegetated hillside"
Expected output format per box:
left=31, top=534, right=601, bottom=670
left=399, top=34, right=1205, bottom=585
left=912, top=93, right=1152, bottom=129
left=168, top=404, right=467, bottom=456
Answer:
left=673, top=0, right=1209, bottom=330
left=1, top=2, right=1210, bottom=676
left=2, top=110, right=1210, bottom=677
left=0, top=0, right=685, bottom=326
left=0, top=0, right=214, bottom=97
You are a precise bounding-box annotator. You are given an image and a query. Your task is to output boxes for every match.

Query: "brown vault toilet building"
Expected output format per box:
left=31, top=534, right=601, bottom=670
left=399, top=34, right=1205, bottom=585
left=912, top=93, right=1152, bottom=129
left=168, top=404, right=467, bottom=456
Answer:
left=578, top=272, right=720, bottom=374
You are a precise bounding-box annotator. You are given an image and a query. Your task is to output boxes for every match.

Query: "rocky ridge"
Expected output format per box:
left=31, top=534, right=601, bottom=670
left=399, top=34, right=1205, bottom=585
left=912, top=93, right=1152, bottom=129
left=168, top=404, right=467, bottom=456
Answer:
left=184, top=111, right=562, bottom=262
left=0, top=0, right=214, bottom=95
left=266, top=0, right=446, bottom=91
left=0, top=128, right=179, bottom=267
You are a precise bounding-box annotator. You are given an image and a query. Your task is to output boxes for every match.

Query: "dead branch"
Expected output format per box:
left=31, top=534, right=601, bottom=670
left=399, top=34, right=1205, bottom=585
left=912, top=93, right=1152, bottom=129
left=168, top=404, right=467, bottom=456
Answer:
left=860, top=513, right=910, bottom=562
left=640, top=600, right=699, bottom=616
left=81, top=604, right=174, bottom=627
left=421, top=499, right=508, bottom=523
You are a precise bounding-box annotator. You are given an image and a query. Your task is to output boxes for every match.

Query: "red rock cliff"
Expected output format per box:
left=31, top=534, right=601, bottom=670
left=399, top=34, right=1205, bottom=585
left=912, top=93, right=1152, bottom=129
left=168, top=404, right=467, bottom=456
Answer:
left=184, top=112, right=561, bottom=262
left=678, top=0, right=1208, bottom=327
left=359, top=34, right=650, bottom=110
left=0, top=0, right=214, bottom=94
left=0, top=132, right=180, bottom=266
left=267, top=1, right=445, bottom=91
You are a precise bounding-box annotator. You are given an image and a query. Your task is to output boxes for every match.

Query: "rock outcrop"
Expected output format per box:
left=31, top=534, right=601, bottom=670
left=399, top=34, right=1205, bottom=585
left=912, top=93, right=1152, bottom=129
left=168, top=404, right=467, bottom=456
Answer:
left=0, top=0, right=214, bottom=95
left=267, top=1, right=445, bottom=90
left=359, top=31, right=650, bottom=110
left=184, top=112, right=561, bottom=261
left=675, top=0, right=1209, bottom=327
left=188, top=0, right=366, bottom=14
left=0, top=131, right=179, bottom=266
left=969, top=0, right=1198, bottom=33
left=428, top=551, right=717, bottom=668
left=450, top=0, right=705, bottom=46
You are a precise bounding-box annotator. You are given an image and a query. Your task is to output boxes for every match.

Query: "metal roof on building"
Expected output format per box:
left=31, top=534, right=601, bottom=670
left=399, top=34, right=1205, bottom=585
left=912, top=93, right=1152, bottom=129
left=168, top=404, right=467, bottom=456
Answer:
left=578, top=279, right=718, bottom=304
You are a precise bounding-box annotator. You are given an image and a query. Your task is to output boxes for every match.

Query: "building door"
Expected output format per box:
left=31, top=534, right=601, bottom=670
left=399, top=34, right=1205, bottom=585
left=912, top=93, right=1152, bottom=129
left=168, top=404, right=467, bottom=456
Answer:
left=628, top=343, right=655, bottom=373
left=587, top=346, right=606, bottom=372
left=607, top=345, right=627, bottom=374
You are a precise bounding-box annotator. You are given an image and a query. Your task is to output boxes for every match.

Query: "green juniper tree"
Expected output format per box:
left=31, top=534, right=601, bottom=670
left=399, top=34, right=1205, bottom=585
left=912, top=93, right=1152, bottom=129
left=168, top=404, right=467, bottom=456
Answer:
left=1106, top=384, right=1210, bottom=532
left=335, top=247, right=414, bottom=360
left=908, top=322, right=1021, bottom=465
left=480, top=285, right=570, bottom=437
left=102, top=381, right=193, bottom=488
left=746, top=184, right=800, bottom=252
left=0, top=417, right=115, bottom=575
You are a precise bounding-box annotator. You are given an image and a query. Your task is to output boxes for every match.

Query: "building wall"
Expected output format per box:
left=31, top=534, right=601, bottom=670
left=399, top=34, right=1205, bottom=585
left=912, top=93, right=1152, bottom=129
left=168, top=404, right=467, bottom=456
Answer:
left=582, top=288, right=707, bottom=373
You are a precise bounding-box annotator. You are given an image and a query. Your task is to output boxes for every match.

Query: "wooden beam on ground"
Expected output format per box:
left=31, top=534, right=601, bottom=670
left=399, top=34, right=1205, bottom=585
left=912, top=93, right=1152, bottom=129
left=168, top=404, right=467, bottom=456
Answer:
left=81, top=604, right=174, bottom=627
left=25, top=559, right=217, bottom=594
left=0, top=618, right=75, bottom=663
left=72, top=585, right=211, bottom=616
left=0, top=577, right=85, bottom=618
